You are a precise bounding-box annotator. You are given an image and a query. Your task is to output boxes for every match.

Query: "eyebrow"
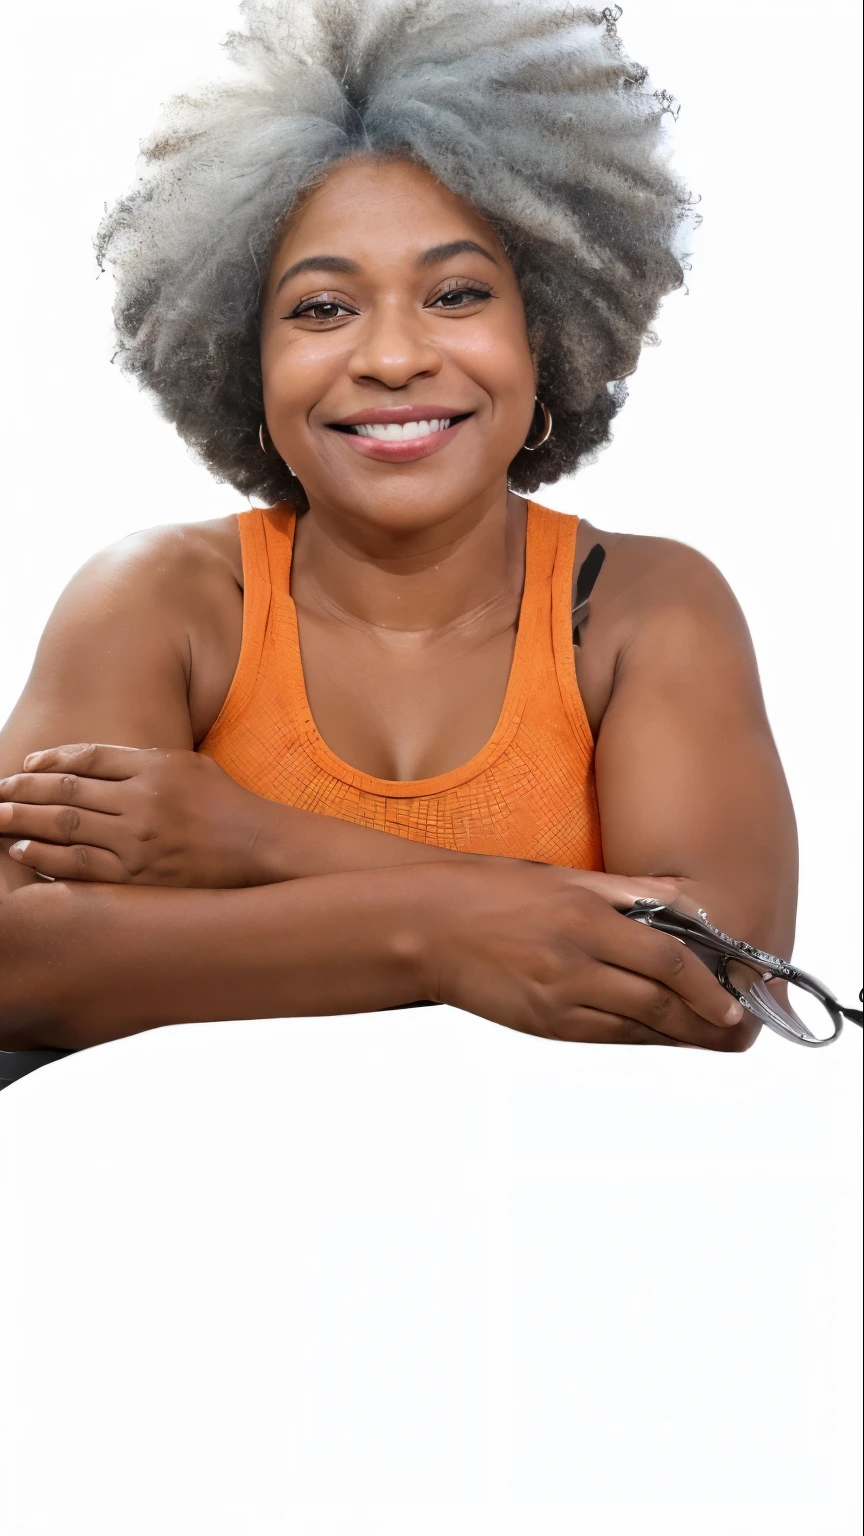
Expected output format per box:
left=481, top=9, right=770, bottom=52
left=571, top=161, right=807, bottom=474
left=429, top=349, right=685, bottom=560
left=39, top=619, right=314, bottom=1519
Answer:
left=273, top=239, right=499, bottom=295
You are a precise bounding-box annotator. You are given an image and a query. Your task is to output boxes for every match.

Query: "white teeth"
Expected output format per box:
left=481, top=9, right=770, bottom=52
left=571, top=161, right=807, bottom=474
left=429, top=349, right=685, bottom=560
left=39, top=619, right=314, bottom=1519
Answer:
left=353, top=418, right=451, bottom=440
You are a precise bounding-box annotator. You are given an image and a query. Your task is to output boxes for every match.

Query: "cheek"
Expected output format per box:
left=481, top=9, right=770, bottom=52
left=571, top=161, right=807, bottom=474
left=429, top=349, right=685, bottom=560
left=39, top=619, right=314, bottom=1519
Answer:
left=447, top=317, right=535, bottom=410
left=260, top=332, right=340, bottom=421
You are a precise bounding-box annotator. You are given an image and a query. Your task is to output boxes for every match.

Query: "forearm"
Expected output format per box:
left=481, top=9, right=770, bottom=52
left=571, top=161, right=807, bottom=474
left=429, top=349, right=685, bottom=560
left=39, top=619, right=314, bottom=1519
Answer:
left=251, top=797, right=474, bottom=881
left=0, top=865, right=443, bottom=1050
left=0, top=745, right=481, bottom=895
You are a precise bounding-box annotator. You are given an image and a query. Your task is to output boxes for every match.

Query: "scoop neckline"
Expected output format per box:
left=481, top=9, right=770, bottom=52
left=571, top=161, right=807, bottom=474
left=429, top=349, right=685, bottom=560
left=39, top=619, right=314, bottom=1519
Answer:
left=279, top=499, right=548, bottom=798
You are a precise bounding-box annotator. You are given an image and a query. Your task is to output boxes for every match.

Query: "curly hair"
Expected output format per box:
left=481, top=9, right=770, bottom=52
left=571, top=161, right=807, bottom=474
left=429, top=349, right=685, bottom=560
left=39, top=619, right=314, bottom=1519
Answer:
left=95, top=0, right=694, bottom=511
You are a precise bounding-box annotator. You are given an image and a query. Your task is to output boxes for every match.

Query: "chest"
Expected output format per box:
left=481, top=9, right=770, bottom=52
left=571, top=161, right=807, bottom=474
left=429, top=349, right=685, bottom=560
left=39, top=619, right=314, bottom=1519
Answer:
left=188, top=511, right=620, bottom=767
left=293, top=603, right=519, bottom=782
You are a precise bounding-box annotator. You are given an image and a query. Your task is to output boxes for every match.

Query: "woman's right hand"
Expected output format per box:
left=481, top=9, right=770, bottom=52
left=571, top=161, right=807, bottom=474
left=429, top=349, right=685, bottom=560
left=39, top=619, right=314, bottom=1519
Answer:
left=415, top=861, right=756, bottom=1051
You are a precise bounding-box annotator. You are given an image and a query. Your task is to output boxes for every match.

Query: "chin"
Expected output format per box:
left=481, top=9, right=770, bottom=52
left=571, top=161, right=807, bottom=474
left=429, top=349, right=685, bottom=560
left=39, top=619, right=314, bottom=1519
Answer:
left=324, top=473, right=494, bottom=534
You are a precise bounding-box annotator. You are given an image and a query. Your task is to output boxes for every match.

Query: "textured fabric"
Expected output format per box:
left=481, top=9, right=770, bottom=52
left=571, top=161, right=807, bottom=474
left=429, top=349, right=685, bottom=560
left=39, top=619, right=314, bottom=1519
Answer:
left=198, top=500, right=604, bottom=870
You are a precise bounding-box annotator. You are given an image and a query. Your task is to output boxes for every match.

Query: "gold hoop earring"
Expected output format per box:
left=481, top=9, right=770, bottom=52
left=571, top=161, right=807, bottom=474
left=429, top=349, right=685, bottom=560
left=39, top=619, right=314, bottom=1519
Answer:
left=523, top=396, right=552, bottom=451
left=260, top=420, right=296, bottom=477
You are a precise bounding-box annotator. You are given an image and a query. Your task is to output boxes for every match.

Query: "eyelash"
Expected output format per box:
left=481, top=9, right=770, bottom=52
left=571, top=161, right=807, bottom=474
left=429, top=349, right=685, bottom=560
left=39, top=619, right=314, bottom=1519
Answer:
left=286, top=282, right=493, bottom=322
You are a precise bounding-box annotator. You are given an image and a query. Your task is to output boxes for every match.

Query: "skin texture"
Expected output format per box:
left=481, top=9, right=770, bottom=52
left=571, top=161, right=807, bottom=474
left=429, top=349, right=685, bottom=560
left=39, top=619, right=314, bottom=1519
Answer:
left=0, top=158, right=798, bottom=1050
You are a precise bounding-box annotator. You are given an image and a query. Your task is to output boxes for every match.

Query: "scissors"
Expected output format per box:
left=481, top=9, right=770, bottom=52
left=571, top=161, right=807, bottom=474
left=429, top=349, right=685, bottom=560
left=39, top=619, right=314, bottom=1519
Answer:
left=623, top=899, right=864, bottom=1048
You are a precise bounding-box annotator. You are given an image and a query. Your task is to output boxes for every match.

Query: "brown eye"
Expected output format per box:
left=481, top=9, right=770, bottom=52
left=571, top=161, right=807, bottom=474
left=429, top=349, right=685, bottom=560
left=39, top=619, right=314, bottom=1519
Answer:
left=289, top=298, right=353, bottom=321
left=430, top=285, right=492, bottom=310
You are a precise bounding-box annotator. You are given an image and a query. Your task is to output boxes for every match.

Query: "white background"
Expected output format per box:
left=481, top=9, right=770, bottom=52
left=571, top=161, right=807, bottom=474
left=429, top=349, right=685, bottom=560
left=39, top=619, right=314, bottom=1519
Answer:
left=0, top=2, right=861, bottom=1534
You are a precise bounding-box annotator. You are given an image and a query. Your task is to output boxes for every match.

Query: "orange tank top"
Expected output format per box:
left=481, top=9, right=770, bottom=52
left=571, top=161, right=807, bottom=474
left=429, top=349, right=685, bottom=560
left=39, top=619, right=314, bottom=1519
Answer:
left=198, top=500, right=604, bottom=870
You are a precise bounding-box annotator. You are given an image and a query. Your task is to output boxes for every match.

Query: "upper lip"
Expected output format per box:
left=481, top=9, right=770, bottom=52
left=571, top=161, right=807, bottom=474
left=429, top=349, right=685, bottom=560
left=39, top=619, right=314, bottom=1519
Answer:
left=327, top=405, right=472, bottom=427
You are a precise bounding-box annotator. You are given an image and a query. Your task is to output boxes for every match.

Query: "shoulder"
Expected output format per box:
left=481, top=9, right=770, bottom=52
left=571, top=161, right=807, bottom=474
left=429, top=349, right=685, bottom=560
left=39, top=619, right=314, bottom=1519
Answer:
left=3, top=515, right=246, bottom=760
left=572, top=522, right=759, bottom=736
left=64, top=515, right=242, bottom=609
left=35, top=515, right=243, bottom=658
left=577, top=522, right=751, bottom=640
left=22, top=514, right=242, bottom=695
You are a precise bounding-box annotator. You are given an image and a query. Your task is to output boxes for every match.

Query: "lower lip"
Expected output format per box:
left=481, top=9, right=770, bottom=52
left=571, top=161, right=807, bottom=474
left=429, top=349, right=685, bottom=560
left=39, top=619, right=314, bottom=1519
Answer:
left=327, top=417, right=470, bottom=463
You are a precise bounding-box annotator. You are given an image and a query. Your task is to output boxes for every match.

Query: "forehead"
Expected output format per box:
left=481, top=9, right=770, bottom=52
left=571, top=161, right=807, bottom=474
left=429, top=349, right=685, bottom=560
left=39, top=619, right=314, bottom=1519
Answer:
left=268, top=155, right=507, bottom=276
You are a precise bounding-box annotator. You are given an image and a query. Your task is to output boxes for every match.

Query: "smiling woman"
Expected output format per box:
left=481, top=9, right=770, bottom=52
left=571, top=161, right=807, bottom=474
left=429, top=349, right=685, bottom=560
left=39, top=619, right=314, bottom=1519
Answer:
left=0, top=0, right=798, bottom=1053
left=255, top=162, right=545, bottom=545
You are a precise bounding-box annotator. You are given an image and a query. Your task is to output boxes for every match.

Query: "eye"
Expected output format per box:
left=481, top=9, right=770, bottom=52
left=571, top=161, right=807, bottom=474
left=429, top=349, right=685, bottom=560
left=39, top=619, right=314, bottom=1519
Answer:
left=429, top=283, right=493, bottom=311
left=287, top=296, right=355, bottom=322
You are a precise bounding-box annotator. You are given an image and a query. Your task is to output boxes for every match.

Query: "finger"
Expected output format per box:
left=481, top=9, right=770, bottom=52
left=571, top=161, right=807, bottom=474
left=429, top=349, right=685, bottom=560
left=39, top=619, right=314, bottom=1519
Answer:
left=8, top=839, right=130, bottom=883
left=589, top=904, right=745, bottom=1028
left=574, top=955, right=743, bottom=1048
left=22, top=743, right=147, bottom=780
left=565, top=869, right=681, bottom=911
left=0, top=771, right=120, bottom=813
left=0, top=802, right=128, bottom=853
left=545, top=1006, right=690, bottom=1046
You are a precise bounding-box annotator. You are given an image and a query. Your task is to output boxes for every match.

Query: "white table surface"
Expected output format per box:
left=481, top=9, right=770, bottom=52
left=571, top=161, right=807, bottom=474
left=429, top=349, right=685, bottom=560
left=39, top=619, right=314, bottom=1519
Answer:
left=1, top=1005, right=861, bottom=1536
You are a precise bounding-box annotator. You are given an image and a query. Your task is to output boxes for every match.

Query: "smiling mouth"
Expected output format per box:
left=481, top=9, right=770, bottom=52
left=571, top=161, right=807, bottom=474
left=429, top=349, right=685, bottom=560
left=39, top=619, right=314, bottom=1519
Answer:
left=328, top=414, right=472, bottom=441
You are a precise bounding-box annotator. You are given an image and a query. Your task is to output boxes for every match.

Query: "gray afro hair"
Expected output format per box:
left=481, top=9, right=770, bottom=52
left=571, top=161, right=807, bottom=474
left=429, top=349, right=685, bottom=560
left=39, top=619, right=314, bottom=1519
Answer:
left=95, top=0, right=694, bottom=510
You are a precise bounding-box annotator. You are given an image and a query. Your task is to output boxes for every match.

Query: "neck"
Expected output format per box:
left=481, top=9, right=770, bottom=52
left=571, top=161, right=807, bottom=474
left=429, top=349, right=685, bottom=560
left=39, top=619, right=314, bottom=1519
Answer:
left=291, top=485, right=528, bottom=633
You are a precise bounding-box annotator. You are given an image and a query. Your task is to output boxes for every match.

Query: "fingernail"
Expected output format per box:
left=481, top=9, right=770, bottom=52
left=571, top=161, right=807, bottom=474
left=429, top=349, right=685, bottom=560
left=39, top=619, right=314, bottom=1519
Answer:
left=725, top=1001, right=744, bottom=1024
left=8, top=841, right=29, bottom=859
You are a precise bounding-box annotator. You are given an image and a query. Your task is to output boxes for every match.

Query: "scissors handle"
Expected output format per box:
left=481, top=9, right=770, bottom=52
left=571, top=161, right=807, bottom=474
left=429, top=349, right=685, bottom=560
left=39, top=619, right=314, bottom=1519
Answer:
left=623, top=900, right=861, bottom=1048
left=624, top=901, right=794, bottom=975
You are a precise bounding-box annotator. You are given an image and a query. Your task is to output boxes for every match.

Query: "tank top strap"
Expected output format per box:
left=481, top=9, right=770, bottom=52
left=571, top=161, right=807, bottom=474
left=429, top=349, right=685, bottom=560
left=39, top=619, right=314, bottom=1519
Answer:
left=519, top=499, right=576, bottom=639
left=258, top=503, right=297, bottom=592
left=517, top=499, right=563, bottom=635
left=547, top=506, right=595, bottom=756
left=210, top=505, right=294, bottom=740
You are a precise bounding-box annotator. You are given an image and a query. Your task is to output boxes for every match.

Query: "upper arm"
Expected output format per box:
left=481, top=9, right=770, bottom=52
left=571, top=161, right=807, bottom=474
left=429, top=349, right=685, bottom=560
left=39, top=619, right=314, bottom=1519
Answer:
left=0, top=530, right=196, bottom=894
left=594, top=540, right=798, bottom=953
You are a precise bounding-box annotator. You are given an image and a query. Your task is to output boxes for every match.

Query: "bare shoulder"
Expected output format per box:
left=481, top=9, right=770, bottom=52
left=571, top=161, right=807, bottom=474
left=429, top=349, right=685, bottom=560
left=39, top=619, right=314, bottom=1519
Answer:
left=66, top=514, right=242, bottom=612
left=66, top=515, right=244, bottom=743
left=33, top=515, right=244, bottom=691
left=578, top=521, right=751, bottom=637
left=573, top=520, right=757, bottom=737
left=2, top=514, right=245, bottom=766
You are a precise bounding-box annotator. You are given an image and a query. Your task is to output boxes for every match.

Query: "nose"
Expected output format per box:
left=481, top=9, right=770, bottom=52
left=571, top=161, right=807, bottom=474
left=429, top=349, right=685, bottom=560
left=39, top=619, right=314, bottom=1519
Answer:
left=346, top=298, right=442, bottom=390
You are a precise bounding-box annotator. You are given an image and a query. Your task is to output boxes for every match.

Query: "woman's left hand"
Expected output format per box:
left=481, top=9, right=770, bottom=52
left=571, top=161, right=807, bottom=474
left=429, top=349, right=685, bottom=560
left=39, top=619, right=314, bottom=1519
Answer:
left=0, top=743, right=284, bottom=887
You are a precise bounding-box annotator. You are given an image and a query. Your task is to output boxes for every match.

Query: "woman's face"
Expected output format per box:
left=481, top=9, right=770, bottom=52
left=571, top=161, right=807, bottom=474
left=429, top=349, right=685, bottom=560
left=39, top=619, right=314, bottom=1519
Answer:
left=259, top=155, right=537, bottom=539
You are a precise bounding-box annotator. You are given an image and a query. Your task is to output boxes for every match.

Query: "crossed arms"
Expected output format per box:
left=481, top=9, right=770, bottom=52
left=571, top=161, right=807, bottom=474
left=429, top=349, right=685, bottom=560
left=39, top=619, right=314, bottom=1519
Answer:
left=0, top=527, right=797, bottom=1051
